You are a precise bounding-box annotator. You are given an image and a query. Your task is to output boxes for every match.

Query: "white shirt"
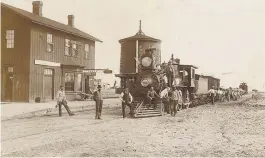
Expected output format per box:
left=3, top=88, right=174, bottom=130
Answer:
left=160, top=88, right=170, bottom=98
left=119, top=92, right=133, bottom=102
left=57, top=90, right=66, bottom=102
left=208, top=89, right=215, bottom=94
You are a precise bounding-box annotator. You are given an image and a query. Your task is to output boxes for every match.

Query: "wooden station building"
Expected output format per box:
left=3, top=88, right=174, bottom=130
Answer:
left=1, top=1, right=102, bottom=102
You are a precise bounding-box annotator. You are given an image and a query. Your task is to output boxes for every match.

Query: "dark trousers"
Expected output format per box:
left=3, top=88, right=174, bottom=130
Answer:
left=170, top=100, right=178, bottom=116
left=95, top=100, right=103, bottom=118
left=162, top=98, right=170, bottom=114
left=167, top=74, right=173, bottom=87
left=146, top=97, right=157, bottom=109
left=122, top=101, right=132, bottom=118
left=210, top=94, right=215, bottom=105
left=58, top=100, right=72, bottom=116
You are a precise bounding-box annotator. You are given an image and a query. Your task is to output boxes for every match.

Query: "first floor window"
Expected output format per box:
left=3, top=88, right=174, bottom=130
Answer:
left=6, top=30, right=14, bottom=48
left=65, top=73, right=74, bottom=91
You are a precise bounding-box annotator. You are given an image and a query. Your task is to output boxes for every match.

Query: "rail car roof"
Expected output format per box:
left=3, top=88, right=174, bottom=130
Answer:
left=1, top=2, right=102, bottom=42
left=179, top=64, right=198, bottom=69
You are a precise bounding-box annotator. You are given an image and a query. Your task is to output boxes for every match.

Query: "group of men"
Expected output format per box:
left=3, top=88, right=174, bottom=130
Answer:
left=118, top=85, right=186, bottom=117
left=207, top=86, right=244, bottom=105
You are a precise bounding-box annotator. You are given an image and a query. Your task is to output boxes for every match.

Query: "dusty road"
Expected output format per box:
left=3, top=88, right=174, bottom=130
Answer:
left=1, top=94, right=265, bottom=157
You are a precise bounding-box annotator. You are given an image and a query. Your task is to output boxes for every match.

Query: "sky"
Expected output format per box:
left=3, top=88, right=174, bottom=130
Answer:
left=2, top=0, right=265, bottom=91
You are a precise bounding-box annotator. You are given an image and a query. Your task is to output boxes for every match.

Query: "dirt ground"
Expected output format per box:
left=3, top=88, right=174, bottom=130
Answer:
left=1, top=93, right=265, bottom=157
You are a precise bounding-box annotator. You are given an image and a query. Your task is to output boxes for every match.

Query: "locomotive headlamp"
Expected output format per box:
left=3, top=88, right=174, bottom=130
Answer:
left=141, top=78, right=150, bottom=87
left=141, top=57, right=152, bottom=67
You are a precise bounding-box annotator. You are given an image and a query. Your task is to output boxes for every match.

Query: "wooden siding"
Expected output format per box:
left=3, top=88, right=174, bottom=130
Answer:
left=29, top=24, right=96, bottom=101
left=1, top=7, right=31, bottom=102
left=120, top=41, right=136, bottom=73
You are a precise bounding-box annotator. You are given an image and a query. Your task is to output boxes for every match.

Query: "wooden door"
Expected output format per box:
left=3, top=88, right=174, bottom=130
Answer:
left=43, top=69, right=54, bottom=100
left=3, top=66, right=14, bottom=101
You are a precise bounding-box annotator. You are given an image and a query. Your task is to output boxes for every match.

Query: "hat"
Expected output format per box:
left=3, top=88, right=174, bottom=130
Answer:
left=97, top=85, right=102, bottom=88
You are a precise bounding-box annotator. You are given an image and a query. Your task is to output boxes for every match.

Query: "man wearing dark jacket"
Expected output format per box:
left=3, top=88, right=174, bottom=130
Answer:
left=93, top=85, right=103, bottom=119
left=165, top=61, right=175, bottom=87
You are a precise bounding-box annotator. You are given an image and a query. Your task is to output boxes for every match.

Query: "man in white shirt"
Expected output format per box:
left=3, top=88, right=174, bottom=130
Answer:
left=207, top=86, right=216, bottom=105
left=176, top=86, right=183, bottom=110
left=160, top=85, right=170, bottom=114
left=56, top=86, right=74, bottom=116
left=119, top=88, right=133, bottom=118
left=170, top=86, right=181, bottom=116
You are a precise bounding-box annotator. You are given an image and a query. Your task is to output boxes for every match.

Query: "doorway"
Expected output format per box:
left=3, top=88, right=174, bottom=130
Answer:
left=43, top=69, right=54, bottom=100
left=3, top=66, right=14, bottom=101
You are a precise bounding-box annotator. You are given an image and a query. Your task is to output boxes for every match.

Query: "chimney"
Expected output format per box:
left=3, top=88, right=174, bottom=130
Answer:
left=32, top=1, right=43, bottom=16
left=68, top=15, right=75, bottom=27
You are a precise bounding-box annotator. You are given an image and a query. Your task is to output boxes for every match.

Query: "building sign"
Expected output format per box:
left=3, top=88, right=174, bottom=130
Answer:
left=83, top=71, right=96, bottom=76
left=35, top=60, right=60, bottom=67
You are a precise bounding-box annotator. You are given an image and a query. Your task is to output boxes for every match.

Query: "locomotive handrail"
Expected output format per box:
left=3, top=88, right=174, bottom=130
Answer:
left=135, top=100, right=144, bottom=114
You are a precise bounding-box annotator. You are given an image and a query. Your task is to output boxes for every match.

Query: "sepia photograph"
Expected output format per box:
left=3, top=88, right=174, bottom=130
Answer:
left=1, top=0, right=265, bottom=157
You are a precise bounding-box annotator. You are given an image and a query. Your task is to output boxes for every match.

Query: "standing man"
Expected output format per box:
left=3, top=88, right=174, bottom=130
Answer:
left=93, top=85, right=103, bottom=119
left=56, top=86, right=74, bottom=116
left=146, top=87, right=160, bottom=109
left=165, top=61, right=175, bottom=87
left=119, top=88, right=133, bottom=118
left=170, top=86, right=180, bottom=116
left=160, top=85, right=171, bottom=114
left=176, top=86, right=183, bottom=110
left=207, top=86, right=216, bottom=105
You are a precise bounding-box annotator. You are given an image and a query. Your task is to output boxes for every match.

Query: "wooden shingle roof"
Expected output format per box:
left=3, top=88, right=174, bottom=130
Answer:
left=1, top=2, right=102, bottom=42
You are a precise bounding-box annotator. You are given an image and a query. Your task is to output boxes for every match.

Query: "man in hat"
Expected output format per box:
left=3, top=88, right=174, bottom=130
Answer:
left=93, top=85, right=103, bottom=119
left=56, top=86, right=75, bottom=116
left=119, top=88, right=133, bottom=118
left=165, top=61, right=175, bottom=87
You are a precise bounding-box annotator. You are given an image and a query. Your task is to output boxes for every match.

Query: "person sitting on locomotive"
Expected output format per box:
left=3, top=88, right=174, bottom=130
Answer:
left=165, top=61, right=175, bottom=88
left=160, top=85, right=171, bottom=114
left=146, top=86, right=160, bottom=109
left=119, top=88, right=133, bottom=118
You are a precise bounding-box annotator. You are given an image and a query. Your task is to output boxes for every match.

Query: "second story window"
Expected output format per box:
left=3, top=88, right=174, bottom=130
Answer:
left=47, top=33, right=54, bottom=52
left=85, top=44, right=90, bottom=59
left=71, top=41, right=78, bottom=57
left=6, top=30, right=14, bottom=48
left=65, top=39, right=70, bottom=56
